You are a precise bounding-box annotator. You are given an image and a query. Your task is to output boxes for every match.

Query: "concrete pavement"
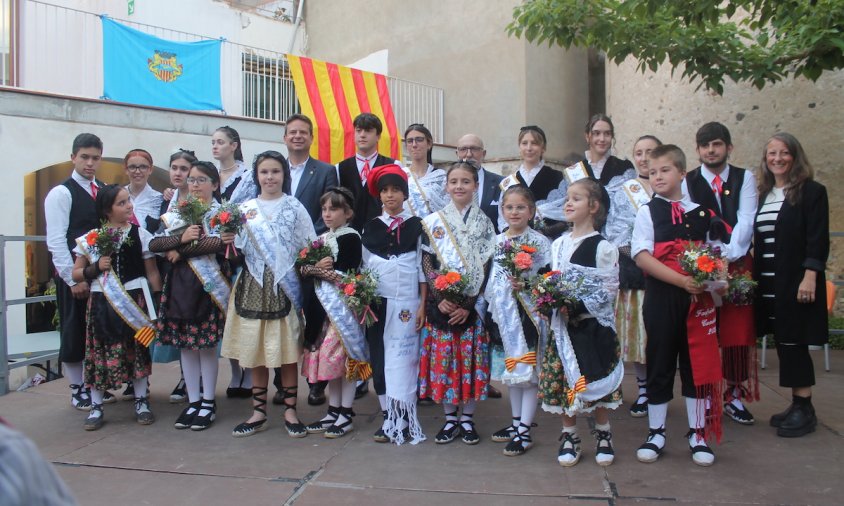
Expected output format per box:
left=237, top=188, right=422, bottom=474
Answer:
left=1, top=349, right=842, bottom=505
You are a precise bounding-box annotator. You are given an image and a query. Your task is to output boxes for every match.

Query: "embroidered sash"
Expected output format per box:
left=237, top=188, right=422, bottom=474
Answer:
left=563, top=161, right=591, bottom=183
left=314, top=276, right=371, bottom=366
left=76, top=230, right=156, bottom=345
left=240, top=198, right=304, bottom=311
left=405, top=166, right=434, bottom=217
left=622, top=179, right=651, bottom=210
left=422, top=208, right=490, bottom=297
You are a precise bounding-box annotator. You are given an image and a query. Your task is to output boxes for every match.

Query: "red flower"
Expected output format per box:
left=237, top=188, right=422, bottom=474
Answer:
left=434, top=275, right=449, bottom=291
left=445, top=271, right=461, bottom=284
left=299, top=247, right=308, bottom=259
left=85, top=231, right=98, bottom=246
left=218, top=211, right=231, bottom=224
left=513, top=251, right=533, bottom=271
left=343, top=284, right=356, bottom=296
left=520, top=244, right=537, bottom=254
left=697, top=255, right=715, bottom=273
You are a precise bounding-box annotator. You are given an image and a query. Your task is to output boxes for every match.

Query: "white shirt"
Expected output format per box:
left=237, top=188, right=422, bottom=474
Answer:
left=585, top=151, right=609, bottom=180
left=518, top=161, right=545, bottom=187
left=476, top=166, right=487, bottom=205
left=553, top=230, right=619, bottom=270
left=681, top=164, right=758, bottom=262
left=289, top=157, right=309, bottom=197
left=335, top=152, right=396, bottom=187
left=631, top=194, right=700, bottom=258
left=44, top=170, right=98, bottom=286
left=126, top=183, right=163, bottom=230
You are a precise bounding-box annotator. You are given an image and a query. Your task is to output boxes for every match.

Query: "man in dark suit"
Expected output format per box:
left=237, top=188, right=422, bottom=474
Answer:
left=456, top=134, right=503, bottom=233
left=284, top=114, right=338, bottom=234
left=455, top=134, right=504, bottom=400
left=336, top=113, right=398, bottom=231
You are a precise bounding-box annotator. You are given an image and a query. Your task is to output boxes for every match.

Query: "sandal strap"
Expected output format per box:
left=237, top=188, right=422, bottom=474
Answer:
left=558, top=431, right=581, bottom=444
left=252, top=387, right=268, bottom=416
left=513, top=432, right=532, bottom=443
left=281, top=386, right=298, bottom=411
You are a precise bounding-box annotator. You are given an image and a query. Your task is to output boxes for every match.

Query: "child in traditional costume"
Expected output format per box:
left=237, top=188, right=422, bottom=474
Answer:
left=632, top=145, right=723, bottom=466
left=150, top=161, right=229, bottom=432
left=540, top=178, right=622, bottom=467
left=72, top=185, right=162, bottom=430
left=301, top=187, right=370, bottom=439
left=419, top=161, right=496, bottom=445
left=219, top=151, right=316, bottom=438
left=486, top=186, right=551, bottom=456
left=362, top=165, right=428, bottom=444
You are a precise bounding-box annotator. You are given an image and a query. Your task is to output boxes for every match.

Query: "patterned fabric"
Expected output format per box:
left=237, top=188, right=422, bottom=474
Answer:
left=234, top=266, right=290, bottom=319
left=156, top=280, right=225, bottom=350
left=418, top=315, right=490, bottom=404
left=538, top=334, right=622, bottom=414
left=83, top=291, right=152, bottom=391
left=302, top=321, right=350, bottom=383
left=615, top=288, right=647, bottom=363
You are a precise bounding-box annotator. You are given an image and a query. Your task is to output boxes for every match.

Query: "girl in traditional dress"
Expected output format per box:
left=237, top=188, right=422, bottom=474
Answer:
left=486, top=186, right=551, bottom=456
left=402, top=123, right=447, bottom=218
left=72, top=185, right=163, bottom=430
left=605, top=135, right=660, bottom=417
left=362, top=165, right=428, bottom=444
left=419, top=161, right=496, bottom=445
left=152, top=149, right=196, bottom=404
left=300, top=187, right=370, bottom=439
left=212, top=125, right=256, bottom=398
left=150, top=161, right=229, bottom=431
left=219, top=151, right=316, bottom=438
left=540, top=178, right=622, bottom=467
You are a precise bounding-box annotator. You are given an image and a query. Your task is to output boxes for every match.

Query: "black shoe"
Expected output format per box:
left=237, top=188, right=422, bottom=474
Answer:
left=174, top=401, right=201, bottom=429
left=354, top=381, right=369, bottom=400
left=190, top=399, right=217, bottom=431
left=373, top=411, right=390, bottom=443
left=435, top=411, right=460, bottom=444
left=169, top=378, right=187, bottom=404
left=308, top=384, right=327, bottom=406
left=770, top=403, right=796, bottom=428
left=280, top=386, right=308, bottom=438
left=102, top=391, right=118, bottom=404
left=724, top=401, right=755, bottom=425
left=120, top=383, right=135, bottom=401
left=70, top=384, right=92, bottom=411
left=417, top=395, right=434, bottom=406
left=487, top=385, right=502, bottom=399
left=226, top=386, right=251, bottom=398
left=777, top=402, right=817, bottom=438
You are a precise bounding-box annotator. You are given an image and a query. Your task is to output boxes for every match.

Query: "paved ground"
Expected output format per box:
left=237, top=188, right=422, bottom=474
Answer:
left=1, top=349, right=842, bottom=505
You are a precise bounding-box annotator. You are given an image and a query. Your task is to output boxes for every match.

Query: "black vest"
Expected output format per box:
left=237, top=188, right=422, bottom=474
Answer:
left=648, top=198, right=710, bottom=244
left=113, top=225, right=146, bottom=284
left=514, top=166, right=564, bottom=202
left=581, top=156, right=635, bottom=186
left=685, top=167, right=746, bottom=242
left=62, top=178, right=101, bottom=252
left=338, top=154, right=393, bottom=231
left=361, top=216, right=423, bottom=258
left=569, top=234, right=603, bottom=268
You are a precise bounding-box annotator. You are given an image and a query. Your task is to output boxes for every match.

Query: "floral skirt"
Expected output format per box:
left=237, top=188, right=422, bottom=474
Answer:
left=538, top=331, right=622, bottom=414
left=83, top=292, right=152, bottom=391
left=615, top=288, right=647, bottom=364
left=156, top=288, right=225, bottom=350
left=302, top=321, right=347, bottom=382
left=418, top=316, right=490, bottom=405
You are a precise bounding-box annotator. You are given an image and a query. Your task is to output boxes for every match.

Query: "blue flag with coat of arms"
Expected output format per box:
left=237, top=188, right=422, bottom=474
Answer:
left=102, top=17, right=222, bottom=111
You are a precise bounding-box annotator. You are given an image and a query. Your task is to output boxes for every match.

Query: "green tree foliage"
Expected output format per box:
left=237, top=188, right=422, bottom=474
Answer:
left=507, top=0, right=844, bottom=94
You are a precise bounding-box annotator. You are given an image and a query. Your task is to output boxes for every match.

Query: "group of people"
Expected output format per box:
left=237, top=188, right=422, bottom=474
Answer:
left=44, top=111, right=829, bottom=468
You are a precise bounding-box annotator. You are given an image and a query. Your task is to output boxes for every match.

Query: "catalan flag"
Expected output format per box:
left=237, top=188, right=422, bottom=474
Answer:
left=287, top=55, right=402, bottom=164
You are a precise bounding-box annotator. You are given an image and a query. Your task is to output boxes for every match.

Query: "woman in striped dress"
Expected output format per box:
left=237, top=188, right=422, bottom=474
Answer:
left=754, top=132, right=829, bottom=438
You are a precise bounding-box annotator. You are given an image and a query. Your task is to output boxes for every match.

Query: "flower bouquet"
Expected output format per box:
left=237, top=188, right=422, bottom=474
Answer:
left=726, top=271, right=757, bottom=306
left=497, top=239, right=539, bottom=280
left=175, top=195, right=211, bottom=246
left=430, top=267, right=471, bottom=304
left=529, top=270, right=580, bottom=315
left=678, top=242, right=728, bottom=303
left=85, top=221, right=132, bottom=282
left=209, top=200, right=245, bottom=258
left=296, top=238, right=333, bottom=266
left=337, top=269, right=380, bottom=327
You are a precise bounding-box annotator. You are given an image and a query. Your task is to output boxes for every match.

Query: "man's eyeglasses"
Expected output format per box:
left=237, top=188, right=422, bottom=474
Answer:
left=456, top=146, right=483, bottom=154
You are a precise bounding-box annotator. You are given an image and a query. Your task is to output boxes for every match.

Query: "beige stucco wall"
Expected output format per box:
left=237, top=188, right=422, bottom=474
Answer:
left=302, top=0, right=589, bottom=161
left=606, top=58, right=843, bottom=286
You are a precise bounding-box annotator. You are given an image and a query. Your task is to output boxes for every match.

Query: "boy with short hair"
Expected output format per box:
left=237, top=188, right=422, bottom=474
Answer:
left=631, top=145, right=723, bottom=466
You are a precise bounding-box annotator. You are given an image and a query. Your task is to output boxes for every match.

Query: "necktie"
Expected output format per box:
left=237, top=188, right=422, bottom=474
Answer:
left=90, top=182, right=98, bottom=199
left=712, top=174, right=723, bottom=195
left=129, top=213, right=140, bottom=226
left=670, top=201, right=685, bottom=225
left=388, top=215, right=404, bottom=243
left=357, top=156, right=371, bottom=183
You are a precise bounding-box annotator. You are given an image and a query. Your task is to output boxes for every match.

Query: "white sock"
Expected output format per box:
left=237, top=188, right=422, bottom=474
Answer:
left=562, top=424, right=578, bottom=436
left=90, top=388, right=105, bottom=406
left=229, top=359, right=242, bottom=388
left=180, top=350, right=201, bottom=403
left=685, top=396, right=706, bottom=431
left=199, top=349, right=218, bottom=401
left=509, top=386, right=524, bottom=425
left=595, top=421, right=611, bottom=432
left=520, top=386, right=538, bottom=427
left=378, top=394, right=388, bottom=412
left=132, top=377, right=149, bottom=398
left=64, top=361, right=84, bottom=386
left=328, top=378, right=342, bottom=407
left=340, top=379, right=356, bottom=409
left=648, top=402, right=668, bottom=430
left=729, top=386, right=745, bottom=410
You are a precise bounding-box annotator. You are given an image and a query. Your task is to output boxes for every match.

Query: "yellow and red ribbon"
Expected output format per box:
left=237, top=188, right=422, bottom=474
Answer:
left=134, top=326, right=156, bottom=347
left=566, top=375, right=588, bottom=405
left=504, top=351, right=537, bottom=372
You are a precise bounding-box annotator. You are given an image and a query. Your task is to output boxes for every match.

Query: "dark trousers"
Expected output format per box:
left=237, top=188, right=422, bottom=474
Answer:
left=55, top=275, right=88, bottom=363
left=776, top=343, right=815, bottom=388
left=366, top=297, right=389, bottom=396
left=643, top=278, right=698, bottom=403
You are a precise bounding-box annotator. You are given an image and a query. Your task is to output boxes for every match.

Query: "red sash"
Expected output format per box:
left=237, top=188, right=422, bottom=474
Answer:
left=686, top=292, right=723, bottom=442
left=719, top=255, right=759, bottom=403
